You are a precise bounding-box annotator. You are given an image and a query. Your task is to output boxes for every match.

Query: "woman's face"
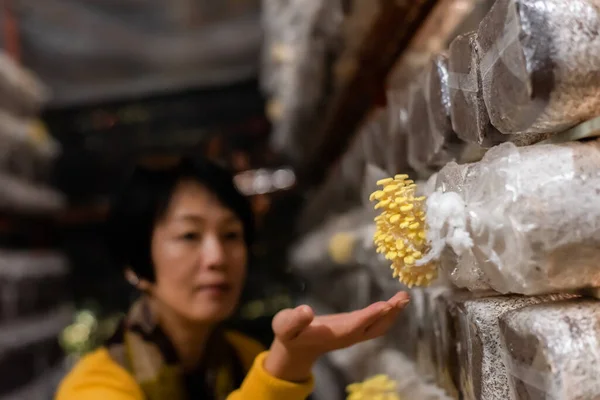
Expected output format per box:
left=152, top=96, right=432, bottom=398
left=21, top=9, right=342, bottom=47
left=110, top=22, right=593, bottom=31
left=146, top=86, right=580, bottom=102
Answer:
left=148, top=179, right=248, bottom=324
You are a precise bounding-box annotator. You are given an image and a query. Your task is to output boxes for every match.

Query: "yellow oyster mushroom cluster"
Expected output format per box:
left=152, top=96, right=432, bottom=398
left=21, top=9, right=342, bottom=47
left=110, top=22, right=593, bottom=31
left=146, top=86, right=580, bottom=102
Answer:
left=346, top=374, right=402, bottom=400
left=370, top=175, right=437, bottom=287
left=328, top=232, right=357, bottom=265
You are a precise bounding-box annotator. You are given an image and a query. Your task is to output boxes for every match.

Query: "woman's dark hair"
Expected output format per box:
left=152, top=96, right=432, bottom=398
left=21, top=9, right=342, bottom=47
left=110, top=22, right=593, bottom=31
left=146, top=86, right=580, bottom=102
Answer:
left=105, top=157, right=255, bottom=282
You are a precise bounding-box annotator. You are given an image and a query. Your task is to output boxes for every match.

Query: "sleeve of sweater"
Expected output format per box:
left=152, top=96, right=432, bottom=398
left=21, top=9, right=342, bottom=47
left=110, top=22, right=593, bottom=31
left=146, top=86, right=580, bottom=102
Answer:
left=55, top=349, right=146, bottom=400
left=225, top=331, right=314, bottom=400
left=227, top=351, right=314, bottom=400
left=55, top=343, right=314, bottom=400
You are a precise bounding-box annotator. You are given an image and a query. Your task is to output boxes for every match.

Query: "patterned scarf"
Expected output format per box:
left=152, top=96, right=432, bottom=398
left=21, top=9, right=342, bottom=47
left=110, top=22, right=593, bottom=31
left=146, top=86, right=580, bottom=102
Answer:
left=105, top=297, right=245, bottom=400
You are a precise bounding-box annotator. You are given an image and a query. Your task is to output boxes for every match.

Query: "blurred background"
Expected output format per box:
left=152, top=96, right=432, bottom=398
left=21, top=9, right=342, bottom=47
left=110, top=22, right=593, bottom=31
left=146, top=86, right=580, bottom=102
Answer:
left=0, top=0, right=485, bottom=399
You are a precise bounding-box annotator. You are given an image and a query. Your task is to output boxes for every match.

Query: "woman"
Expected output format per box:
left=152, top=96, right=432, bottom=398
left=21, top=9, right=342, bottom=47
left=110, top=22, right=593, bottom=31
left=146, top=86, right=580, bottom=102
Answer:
left=56, top=157, right=409, bottom=400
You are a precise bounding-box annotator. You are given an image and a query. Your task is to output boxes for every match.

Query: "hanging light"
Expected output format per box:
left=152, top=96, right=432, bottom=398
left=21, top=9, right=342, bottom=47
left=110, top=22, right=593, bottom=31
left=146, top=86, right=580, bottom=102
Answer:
left=234, top=167, right=296, bottom=196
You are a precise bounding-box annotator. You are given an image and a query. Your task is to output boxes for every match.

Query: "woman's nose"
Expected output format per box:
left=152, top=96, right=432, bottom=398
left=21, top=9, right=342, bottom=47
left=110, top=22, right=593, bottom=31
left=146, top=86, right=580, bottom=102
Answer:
left=201, top=234, right=226, bottom=269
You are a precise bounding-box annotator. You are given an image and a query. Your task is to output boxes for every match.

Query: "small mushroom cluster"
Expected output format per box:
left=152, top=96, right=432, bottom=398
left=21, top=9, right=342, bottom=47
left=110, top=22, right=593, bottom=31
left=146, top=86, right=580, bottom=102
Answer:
left=370, top=175, right=437, bottom=287
left=346, top=374, right=401, bottom=400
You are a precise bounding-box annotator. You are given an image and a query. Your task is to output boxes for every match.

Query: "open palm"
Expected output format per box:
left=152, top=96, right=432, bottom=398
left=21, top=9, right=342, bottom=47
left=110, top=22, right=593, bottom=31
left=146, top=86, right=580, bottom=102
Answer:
left=273, top=291, right=410, bottom=355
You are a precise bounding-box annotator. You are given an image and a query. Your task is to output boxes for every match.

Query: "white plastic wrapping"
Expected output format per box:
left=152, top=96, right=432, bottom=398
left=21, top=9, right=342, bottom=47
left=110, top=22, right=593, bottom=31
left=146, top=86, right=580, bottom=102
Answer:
left=424, top=53, right=465, bottom=169
left=339, top=134, right=368, bottom=194
left=0, top=113, right=61, bottom=180
left=361, top=109, right=390, bottom=173
left=407, top=80, right=437, bottom=178
left=411, top=286, right=449, bottom=381
left=261, top=0, right=343, bottom=160
left=0, top=305, right=72, bottom=351
left=328, top=338, right=453, bottom=400
left=0, top=252, right=68, bottom=323
left=433, top=294, right=456, bottom=396
left=291, top=208, right=372, bottom=266
left=426, top=163, right=492, bottom=292
left=500, top=299, right=600, bottom=400
left=477, top=0, right=600, bottom=135
left=340, top=109, right=393, bottom=205
left=447, top=31, right=549, bottom=148
left=405, top=289, right=426, bottom=365
left=455, top=294, right=573, bottom=400
left=262, top=0, right=341, bottom=96
left=0, top=111, right=38, bottom=164
left=447, top=32, right=506, bottom=148
left=423, top=140, right=600, bottom=295
left=0, top=51, right=60, bottom=181
left=419, top=173, right=439, bottom=199
left=0, top=172, right=65, bottom=214
left=432, top=290, right=480, bottom=398
left=0, top=53, right=48, bottom=117
left=385, top=90, right=411, bottom=176
left=0, top=251, right=67, bottom=279
left=266, top=39, right=329, bottom=160
left=18, top=0, right=262, bottom=105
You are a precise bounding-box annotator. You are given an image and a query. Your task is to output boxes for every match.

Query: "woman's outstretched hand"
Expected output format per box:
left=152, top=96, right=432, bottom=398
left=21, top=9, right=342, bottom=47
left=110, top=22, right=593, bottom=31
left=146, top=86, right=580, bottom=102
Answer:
left=264, top=292, right=410, bottom=382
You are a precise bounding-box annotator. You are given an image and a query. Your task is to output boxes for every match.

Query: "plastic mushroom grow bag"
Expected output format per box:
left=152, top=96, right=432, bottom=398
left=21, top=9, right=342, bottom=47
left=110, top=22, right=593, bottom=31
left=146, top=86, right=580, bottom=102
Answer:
left=423, top=53, right=466, bottom=169
left=499, top=299, right=600, bottom=400
left=0, top=113, right=61, bottom=181
left=0, top=172, right=65, bottom=214
left=422, top=139, right=600, bottom=295
left=0, top=53, right=49, bottom=117
left=17, top=0, right=263, bottom=105
left=447, top=32, right=549, bottom=148
left=385, top=91, right=412, bottom=177
left=261, top=0, right=343, bottom=160
left=406, top=80, right=433, bottom=178
left=453, top=294, right=574, bottom=400
left=0, top=251, right=68, bottom=323
left=477, top=0, right=600, bottom=136
left=447, top=32, right=505, bottom=148
left=290, top=208, right=375, bottom=272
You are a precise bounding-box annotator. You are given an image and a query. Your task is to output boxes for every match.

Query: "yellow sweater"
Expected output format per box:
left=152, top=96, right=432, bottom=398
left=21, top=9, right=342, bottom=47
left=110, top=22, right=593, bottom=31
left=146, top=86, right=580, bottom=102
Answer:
left=56, top=331, right=314, bottom=400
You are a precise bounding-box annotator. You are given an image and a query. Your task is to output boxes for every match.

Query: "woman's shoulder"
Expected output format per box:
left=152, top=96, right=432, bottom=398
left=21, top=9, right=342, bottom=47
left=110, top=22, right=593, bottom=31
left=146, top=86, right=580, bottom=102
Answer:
left=224, top=330, right=267, bottom=369
left=55, top=348, right=143, bottom=400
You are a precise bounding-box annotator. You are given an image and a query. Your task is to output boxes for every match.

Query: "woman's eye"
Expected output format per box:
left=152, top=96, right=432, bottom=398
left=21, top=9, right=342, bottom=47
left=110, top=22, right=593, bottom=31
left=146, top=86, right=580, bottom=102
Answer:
left=180, top=232, right=200, bottom=241
left=223, top=231, right=242, bottom=241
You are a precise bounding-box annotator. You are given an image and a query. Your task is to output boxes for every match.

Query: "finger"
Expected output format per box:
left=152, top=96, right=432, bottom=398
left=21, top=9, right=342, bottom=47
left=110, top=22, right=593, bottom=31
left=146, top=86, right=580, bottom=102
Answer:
left=316, top=294, right=409, bottom=329
left=322, top=301, right=392, bottom=338
left=387, top=291, right=410, bottom=308
left=272, top=305, right=314, bottom=341
left=364, top=307, right=403, bottom=339
left=325, top=292, right=410, bottom=341
left=363, top=295, right=410, bottom=339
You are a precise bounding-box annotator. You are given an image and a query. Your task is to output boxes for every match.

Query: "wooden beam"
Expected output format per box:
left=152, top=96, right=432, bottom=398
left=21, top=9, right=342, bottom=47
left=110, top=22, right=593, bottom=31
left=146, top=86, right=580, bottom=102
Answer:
left=387, top=0, right=482, bottom=89
left=2, top=0, right=21, bottom=61
left=299, top=0, right=439, bottom=187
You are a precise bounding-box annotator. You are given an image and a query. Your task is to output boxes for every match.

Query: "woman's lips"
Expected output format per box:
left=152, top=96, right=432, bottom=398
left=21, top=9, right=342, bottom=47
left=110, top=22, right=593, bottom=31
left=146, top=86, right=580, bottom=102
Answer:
left=196, top=283, right=231, bottom=295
